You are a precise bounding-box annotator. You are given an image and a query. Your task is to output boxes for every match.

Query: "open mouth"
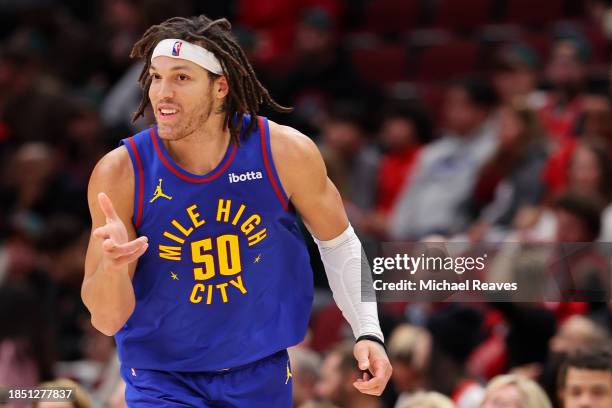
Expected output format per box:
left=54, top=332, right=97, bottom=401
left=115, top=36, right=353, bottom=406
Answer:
left=158, top=107, right=179, bottom=119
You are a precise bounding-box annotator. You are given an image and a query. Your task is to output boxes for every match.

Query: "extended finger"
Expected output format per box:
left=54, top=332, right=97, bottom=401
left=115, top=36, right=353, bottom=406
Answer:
left=113, top=243, right=149, bottom=266
left=103, top=237, right=148, bottom=258
left=98, top=192, right=119, bottom=222
left=107, top=236, right=148, bottom=256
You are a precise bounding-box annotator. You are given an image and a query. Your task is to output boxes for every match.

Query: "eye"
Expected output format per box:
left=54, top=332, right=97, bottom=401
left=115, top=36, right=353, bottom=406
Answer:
left=150, top=73, right=161, bottom=80
left=177, top=74, right=189, bottom=81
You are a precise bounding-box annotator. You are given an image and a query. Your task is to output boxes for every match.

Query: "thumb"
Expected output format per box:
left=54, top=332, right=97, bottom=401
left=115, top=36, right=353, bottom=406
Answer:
left=355, top=344, right=370, bottom=370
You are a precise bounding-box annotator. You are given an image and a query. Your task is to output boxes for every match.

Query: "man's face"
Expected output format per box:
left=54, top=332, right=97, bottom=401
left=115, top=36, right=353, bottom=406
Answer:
left=563, top=368, right=612, bottom=408
left=547, top=41, right=585, bottom=91
left=148, top=56, right=216, bottom=140
left=315, top=353, right=346, bottom=405
left=443, top=87, right=485, bottom=136
left=381, top=118, right=416, bottom=150
left=323, top=121, right=362, bottom=155
left=555, top=209, right=593, bottom=243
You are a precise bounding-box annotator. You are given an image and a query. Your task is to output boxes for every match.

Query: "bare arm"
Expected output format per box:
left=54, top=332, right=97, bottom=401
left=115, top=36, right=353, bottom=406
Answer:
left=268, top=121, right=349, bottom=239
left=270, top=121, right=392, bottom=395
left=82, top=146, right=148, bottom=336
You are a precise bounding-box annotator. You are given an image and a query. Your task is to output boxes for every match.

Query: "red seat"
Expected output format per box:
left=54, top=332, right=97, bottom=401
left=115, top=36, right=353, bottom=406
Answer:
left=416, top=41, right=481, bottom=82
left=434, top=0, right=493, bottom=32
left=352, top=46, right=410, bottom=84
left=365, top=0, right=422, bottom=35
left=505, top=0, right=564, bottom=26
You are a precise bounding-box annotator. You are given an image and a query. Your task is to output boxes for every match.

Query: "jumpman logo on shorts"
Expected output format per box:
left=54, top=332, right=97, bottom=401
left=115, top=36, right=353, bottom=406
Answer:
left=285, top=360, right=292, bottom=384
left=150, top=178, right=173, bottom=203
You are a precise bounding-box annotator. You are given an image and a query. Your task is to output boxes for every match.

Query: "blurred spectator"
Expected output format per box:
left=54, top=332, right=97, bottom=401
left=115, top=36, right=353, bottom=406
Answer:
left=0, top=285, right=55, bottom=387
left=62, top=102, right=111, bottom=186
left=35, top=215, right=89, bottom=361
left=397, top=391, right=455, bottom=408
left=276, top=7, right=372, bottom=135
left=541, top=315, right=610, bottom=408
left=548, top=193, right=610, bottom=303
left=315, top=342, right=382, bottom=408
left=34, top=378, right=92, bottom=408
left=0, top=46, right=75, bottom=145
left=492, top=303, right=557, bottom=379
left=375, top=105, right=432, bottom=215
left=542, top=89, right=612, bottom=199
left=539, top=35, right=589, bottom=143
left=521, top=142, right=610, bottom=242
left=554, top=192, right=605, bottom=243
left=471, top=103, right=548, bottom=241
left=550, top=315, right=609, bottom=355
left=426, top=305, right=486, bottom=408
left=289, top=346, right=323, bottom=407
left=99, top=0, right=143, bottom=77
left=389, top=79, right=499, bottom=239
left=360, top=105, right=432, bottom=239
left=100, top=61, right=148, bottom=132
left=0, top=142, right=88, bottom=223
left=491, top=43, right=542, bottom=109
left=388, top=324, right=431, bottom=408
left=558, top=344, right=612, bottom=408
left=567, top=141, right=612, bottom=200
left=586, top=0, right=612, bottom=40
left=318, top=106, right=379, bottom=226
left=579, top=90, right=612, bottom=143
left=481, top=374, right=552, bottom=408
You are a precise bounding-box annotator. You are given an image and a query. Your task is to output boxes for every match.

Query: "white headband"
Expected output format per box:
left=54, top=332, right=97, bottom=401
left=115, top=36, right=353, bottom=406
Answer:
left=151, top=39, right=223, bottom=75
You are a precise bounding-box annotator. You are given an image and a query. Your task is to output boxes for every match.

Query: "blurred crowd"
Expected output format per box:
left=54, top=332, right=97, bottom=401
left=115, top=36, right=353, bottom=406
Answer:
left=0, top=0, right=611, bottom=407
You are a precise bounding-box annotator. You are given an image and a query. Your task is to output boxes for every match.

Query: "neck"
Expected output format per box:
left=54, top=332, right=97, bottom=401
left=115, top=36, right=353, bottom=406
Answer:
left=163, top=114, right=231, bottom=175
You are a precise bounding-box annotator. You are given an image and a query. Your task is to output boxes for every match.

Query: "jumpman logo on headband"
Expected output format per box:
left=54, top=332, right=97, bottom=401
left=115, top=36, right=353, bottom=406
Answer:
left=150, top=178, right=173, bottom=203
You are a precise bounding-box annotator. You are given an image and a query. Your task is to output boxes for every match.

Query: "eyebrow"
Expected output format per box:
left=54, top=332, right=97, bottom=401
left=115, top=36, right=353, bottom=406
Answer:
left=149, top=65, right=194, bottom=72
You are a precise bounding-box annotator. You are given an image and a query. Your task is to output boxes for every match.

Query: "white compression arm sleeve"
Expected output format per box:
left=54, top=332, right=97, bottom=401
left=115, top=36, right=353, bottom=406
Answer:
left=313, top=224, right=384, bottom=342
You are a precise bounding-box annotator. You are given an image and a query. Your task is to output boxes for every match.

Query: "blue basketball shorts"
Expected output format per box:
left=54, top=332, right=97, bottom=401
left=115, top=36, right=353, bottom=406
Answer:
left=120, top=349, right=293, bottom=407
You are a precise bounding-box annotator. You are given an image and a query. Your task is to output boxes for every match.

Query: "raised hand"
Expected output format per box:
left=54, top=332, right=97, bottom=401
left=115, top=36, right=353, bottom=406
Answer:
left=93, top=192, right=148, bottom=268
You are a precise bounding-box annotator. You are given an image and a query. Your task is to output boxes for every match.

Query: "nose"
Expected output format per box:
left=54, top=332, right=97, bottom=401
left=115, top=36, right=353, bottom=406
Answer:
left=577, top=393, right=593, bottom=407
left=156, top=78, right=174, bottom=100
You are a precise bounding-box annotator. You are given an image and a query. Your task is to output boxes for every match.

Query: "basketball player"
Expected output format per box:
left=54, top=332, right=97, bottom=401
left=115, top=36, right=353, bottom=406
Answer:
left=82, top=15, right=391, bottom=406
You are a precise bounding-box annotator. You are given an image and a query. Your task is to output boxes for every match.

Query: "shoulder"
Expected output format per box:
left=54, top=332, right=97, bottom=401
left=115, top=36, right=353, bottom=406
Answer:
left=88, top=146, right=134, bottom=201
left=90, top=145, right=133, bottom=184
left=267, top=120, right=321, bottom=164
left=266, top=119, right=326, bottom=198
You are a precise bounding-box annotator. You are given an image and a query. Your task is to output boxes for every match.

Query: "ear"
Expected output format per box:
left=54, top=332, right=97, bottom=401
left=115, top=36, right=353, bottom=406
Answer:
left=215, top=75, right=229, bottom=100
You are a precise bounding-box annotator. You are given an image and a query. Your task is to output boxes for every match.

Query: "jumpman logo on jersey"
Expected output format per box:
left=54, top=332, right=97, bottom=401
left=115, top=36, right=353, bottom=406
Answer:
left=150, top=178, right=173, bottom=203
left=285, top=360, right=292, bottom=384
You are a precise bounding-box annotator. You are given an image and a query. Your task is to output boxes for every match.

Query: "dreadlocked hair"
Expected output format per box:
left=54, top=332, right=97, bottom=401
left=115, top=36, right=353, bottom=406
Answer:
left=130, top=15, right=293, bottom=145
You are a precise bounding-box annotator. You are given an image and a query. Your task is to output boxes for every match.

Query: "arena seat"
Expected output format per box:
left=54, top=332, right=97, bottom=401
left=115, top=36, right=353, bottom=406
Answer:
left=365, top=0, right=422, bottom=36
left=351, top=45, right=410, bottom=84
left=416, top=41, right=481, bottom=82
left=433, top=0, right=494, bottom=32
left=505, top=0, right=564, bottom=26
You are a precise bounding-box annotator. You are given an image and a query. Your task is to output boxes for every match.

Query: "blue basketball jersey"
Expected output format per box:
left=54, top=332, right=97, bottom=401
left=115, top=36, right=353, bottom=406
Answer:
left=116, top=115, right=313, bottom=371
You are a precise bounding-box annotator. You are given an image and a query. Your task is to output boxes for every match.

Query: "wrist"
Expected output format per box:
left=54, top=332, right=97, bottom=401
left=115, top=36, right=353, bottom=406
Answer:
left=356, top=334, right=386, bottom=352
